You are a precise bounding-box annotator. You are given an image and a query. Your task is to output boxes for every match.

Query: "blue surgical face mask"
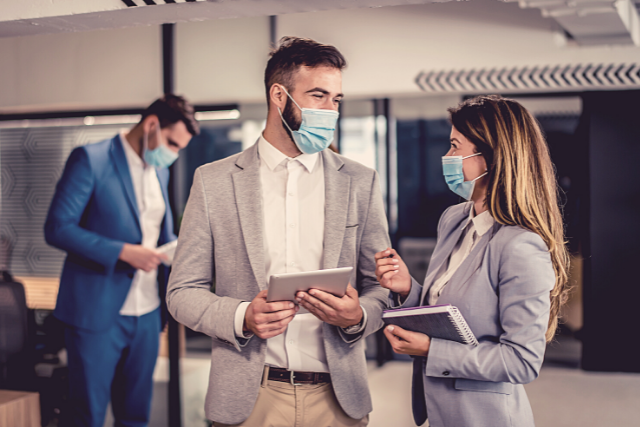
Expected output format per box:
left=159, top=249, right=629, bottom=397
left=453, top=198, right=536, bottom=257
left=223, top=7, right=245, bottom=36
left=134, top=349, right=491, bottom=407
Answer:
left=442, top=153, right=488, bottom=200
left=143, top=127, right=179, bottom=169
left=277, top=86, right=339, bottom=155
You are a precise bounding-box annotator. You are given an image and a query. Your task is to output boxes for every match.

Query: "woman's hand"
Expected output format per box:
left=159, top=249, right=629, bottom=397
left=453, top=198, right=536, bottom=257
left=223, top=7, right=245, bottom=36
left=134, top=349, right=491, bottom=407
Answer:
left=375, top=247, right=411, bottom=298
left=383, top=324, right=431, bottom=357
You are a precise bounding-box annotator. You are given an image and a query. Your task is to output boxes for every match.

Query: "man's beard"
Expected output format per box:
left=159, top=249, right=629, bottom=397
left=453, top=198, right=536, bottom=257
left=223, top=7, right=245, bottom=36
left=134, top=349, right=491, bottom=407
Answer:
left=281, top=97, right=301, bottom=143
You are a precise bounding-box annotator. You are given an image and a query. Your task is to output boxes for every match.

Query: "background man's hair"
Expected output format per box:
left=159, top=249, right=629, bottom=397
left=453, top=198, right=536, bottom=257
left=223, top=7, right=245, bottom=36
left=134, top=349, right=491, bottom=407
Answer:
left=140, top=94, right=200, bottom=136
left=264, top=36, right=347, bottom=104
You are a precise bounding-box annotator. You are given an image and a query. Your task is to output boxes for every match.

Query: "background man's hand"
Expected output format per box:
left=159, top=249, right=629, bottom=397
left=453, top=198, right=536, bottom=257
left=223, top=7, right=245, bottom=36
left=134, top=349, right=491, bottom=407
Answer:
left=244, top=290, right=298, bottom=339
left=375, top=248, right=412, bottom=299
left=297, top=284, right=363, bottom=329
left=119, top=243, right=167, bottom=272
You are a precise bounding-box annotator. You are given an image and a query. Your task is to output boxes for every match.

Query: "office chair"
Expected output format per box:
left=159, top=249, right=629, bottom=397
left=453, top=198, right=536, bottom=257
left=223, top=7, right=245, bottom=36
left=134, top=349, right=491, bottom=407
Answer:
left=0, top=271, right=29, bottom=387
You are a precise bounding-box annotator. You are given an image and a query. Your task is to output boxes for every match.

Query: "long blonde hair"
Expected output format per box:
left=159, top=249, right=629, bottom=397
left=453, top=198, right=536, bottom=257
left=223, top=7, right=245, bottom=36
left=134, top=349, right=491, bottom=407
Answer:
left=449, top=95, right=570, bottom=342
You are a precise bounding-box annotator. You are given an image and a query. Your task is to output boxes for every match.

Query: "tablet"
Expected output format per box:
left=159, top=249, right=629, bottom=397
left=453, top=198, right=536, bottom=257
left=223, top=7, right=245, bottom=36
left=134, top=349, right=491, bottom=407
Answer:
left=266, top=267, right=354, bottom=303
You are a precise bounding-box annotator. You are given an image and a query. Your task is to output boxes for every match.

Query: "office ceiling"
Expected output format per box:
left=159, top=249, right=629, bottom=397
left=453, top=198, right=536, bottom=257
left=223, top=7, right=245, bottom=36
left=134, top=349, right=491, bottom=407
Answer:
left=504, top=0, right=640, bottom=46
left=0, top=0, right=451, bottom=38
left=1, top=0, right=639, bottom=47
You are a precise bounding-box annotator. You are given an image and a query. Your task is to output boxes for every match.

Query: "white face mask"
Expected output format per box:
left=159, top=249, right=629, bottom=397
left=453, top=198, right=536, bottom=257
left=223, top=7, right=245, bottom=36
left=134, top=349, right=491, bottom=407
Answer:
left=442, top=153, right=487, bottom=200
left=277, top=86, right=339, bottom=155
left=143, top=127, right=178, bottom=169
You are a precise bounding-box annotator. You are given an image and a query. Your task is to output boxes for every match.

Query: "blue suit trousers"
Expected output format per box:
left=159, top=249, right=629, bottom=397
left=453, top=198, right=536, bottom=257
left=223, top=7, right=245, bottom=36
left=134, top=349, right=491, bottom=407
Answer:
left=63, top=308, right=160, bottom=427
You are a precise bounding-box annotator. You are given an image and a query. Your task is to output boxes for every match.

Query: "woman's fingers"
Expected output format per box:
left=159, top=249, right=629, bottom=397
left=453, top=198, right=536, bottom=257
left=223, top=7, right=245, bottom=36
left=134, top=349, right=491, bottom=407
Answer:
left=376, top=264, right=400, bottom=278
left=374, top=248, right=394, bottom=260
left=383, top=325, right=406, bottom=354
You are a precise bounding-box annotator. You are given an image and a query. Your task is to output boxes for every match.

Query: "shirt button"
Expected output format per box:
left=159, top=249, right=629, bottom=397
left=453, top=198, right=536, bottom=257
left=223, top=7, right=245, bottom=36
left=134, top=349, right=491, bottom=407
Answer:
left=442, top=371, right=450, bottom=376
left=288, top=192, right=295, bottom=197
left=289, top=223, right=295, bottom=228
left=289, top=340, right=295, bottom=345
left=289, top=262, right=296, bottom=267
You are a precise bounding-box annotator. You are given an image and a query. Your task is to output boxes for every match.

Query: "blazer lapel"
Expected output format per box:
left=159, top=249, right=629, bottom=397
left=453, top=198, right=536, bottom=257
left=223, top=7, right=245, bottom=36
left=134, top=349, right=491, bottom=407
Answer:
left=437, top=221, right=502, bottom=301
left=321, top=151, right=351, bottom=269
left=232, top=143, right=267, bottom=290
left=110, top=136, right=141, bottom=231
left=420, top=203, right=473, bottom=304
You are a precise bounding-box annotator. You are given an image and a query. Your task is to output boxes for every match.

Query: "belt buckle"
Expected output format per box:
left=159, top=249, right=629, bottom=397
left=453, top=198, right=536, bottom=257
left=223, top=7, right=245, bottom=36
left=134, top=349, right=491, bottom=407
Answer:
left=290, top=371, right=302, bottom=386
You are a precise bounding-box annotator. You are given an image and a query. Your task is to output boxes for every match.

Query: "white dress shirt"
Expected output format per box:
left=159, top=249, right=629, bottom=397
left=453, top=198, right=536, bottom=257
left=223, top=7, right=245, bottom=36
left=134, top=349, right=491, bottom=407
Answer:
left=427, top=206, right=494, bottom=306
left=119, top=133, right=166, bottom=316
left=234, top=136, right=343, bottom=373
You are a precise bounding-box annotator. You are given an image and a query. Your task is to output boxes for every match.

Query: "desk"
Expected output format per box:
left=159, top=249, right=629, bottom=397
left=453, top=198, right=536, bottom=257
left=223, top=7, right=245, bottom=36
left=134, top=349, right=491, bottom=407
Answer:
left=15, top=277, right=59, bottom=310
left=0, top=390, right=40, bottom=427
left=16, top=276, right=185, bottom=357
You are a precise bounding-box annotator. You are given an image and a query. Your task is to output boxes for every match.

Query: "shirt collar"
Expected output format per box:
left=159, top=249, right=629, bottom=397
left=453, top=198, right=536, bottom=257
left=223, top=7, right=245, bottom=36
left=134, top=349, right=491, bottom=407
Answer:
left=120, top=132, right=144, bottom=169
left=467, top=206, right=495, bottom=237
left=258, top=134, right=319, bottom=173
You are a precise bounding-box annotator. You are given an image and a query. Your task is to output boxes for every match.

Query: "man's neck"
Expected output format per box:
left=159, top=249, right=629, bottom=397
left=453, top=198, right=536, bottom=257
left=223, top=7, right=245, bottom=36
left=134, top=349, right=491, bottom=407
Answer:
left=124, top=126, right=143, bottom=158
left=262, top=113, right=302, bottom=158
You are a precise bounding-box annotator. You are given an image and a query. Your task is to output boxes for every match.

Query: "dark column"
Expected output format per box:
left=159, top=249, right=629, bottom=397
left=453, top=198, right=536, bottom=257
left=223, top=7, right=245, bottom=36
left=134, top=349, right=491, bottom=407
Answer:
left=162, top=22, right=183, bottom=427
left=269, top=16, right=278, bottom=47
left=581, top=90, right=640, bottom=372
left=373, top=98, right=392, bottom=227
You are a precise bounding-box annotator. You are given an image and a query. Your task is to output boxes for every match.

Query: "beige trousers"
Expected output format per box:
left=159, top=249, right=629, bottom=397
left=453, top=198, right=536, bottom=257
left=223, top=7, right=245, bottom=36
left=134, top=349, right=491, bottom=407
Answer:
left=213, top=367, right=369, bottom=427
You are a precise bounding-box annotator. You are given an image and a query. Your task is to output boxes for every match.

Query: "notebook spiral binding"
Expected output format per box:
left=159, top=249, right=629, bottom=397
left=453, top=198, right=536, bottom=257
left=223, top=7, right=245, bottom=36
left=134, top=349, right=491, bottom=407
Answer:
left=448, top=307, right=479, bottom=346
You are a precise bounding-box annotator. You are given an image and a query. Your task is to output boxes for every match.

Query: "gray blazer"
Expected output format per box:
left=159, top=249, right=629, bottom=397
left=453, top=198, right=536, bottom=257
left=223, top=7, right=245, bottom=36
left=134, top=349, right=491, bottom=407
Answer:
left=167, top=142, right=390, bottom=424
left=392, top=202, right=554, bottom=427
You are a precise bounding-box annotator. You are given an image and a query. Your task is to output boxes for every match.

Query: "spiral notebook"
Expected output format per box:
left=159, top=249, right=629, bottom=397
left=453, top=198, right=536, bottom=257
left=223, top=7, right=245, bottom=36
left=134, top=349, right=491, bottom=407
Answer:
left=382, top=304, right=478, bottom=346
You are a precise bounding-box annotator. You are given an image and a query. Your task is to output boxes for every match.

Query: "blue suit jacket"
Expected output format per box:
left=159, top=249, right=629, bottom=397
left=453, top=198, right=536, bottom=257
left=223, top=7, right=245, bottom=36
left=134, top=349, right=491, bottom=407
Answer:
left=392, top=202, right=555, bottom=427
left=45, top=135, right=176, bottom=332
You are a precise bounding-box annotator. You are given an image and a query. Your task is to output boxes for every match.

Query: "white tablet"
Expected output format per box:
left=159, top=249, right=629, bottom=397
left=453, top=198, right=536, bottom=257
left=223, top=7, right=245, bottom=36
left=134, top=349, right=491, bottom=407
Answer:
left=266, top=267, right=354, bottom=303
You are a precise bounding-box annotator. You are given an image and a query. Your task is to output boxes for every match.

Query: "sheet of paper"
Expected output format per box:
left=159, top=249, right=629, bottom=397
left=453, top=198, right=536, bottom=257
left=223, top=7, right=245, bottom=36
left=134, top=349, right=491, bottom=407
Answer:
left=156, top=240, right=178, bottom=266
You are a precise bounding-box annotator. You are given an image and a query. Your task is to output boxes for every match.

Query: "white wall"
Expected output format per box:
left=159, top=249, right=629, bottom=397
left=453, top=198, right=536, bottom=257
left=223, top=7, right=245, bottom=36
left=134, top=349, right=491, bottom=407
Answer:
left=175, top=17, right=270, bottom=105
left=278, top=0, right=640, bottom=99
left=1, top=0, right=640, bottom=112
left=0, top=25, right=162, bottom=112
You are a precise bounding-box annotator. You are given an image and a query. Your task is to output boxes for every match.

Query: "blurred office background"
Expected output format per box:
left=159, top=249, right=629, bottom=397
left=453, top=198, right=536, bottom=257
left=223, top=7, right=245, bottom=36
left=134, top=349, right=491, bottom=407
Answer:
left=1, top=0, right=640, bottom=426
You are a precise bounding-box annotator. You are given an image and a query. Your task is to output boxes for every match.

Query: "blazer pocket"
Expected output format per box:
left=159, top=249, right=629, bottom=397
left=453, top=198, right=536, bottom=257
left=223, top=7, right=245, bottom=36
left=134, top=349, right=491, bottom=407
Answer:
left=454, top=378, right=513, bottom=395
left=215, top=336, right=233, bottom=347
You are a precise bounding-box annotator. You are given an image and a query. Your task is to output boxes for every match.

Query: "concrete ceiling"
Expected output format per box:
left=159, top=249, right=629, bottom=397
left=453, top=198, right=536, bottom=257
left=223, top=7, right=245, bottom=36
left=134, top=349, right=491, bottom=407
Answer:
left=0, top=0, right=451, bottom=38
left=505, top=0, right=640, bottom=46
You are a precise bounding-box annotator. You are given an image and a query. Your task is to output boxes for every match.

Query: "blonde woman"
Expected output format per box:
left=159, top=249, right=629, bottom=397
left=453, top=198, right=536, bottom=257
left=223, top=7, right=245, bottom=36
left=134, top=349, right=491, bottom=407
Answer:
left=375, top=95, right=569, bottom=427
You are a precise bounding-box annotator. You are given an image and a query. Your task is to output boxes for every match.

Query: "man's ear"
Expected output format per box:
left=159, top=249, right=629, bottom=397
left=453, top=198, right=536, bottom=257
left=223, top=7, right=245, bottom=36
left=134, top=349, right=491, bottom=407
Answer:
left=142, top=114, right=159, bottom=134
left=269, top=84, right=286, bottom=111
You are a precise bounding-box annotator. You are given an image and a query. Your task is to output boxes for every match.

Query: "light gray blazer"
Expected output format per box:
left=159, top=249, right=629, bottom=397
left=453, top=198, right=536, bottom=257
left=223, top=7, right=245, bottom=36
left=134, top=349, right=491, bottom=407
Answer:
left=167, top=142, right=390, bottom=424
left=392, top=202, right=554, bottom=427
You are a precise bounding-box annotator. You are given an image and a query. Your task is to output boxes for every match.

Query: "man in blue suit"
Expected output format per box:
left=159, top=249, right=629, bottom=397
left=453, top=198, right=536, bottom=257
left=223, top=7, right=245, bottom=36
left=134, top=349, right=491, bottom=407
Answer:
left=45, top=95, right=199, bottom=427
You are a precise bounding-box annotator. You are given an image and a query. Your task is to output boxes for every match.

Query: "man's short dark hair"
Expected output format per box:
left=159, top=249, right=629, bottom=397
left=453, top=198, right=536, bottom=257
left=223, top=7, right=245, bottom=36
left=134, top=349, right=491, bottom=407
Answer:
left=140, top=94, right=200, bottom=136
left=264, top=37, right=347, bottom=104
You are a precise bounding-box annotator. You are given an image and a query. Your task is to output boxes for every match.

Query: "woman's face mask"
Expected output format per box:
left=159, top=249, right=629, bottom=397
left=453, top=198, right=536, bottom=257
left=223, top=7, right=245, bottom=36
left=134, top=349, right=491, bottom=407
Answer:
left=277, top=86, right=339, bottom=155
left=442, top=153, right=488, bottom=200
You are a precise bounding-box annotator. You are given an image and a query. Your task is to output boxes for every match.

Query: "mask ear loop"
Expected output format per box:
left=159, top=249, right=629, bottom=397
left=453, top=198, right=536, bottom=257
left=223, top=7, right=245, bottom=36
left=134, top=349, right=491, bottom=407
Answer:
left=279, top=85, right=303, bottom=111
left=463, top=152, right=488, bottom=182
left=277, top=106, right=295, bottom=134
left=275, top=85, right=300, bottom=135
left=142, top=129, right=149, bottom=168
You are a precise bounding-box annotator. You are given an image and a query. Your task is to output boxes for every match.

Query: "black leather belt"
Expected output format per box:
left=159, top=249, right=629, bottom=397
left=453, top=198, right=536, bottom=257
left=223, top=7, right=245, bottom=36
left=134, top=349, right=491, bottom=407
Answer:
left=267, top=367, right=331, bottom=385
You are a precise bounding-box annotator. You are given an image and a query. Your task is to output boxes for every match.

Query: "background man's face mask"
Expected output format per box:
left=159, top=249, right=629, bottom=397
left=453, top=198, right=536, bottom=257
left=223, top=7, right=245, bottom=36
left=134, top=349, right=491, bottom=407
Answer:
left=442, top=153, right=488, bottom=200
left=143, top=126, right=179, bottom=169
left=277, top=86, right=339, bottom=155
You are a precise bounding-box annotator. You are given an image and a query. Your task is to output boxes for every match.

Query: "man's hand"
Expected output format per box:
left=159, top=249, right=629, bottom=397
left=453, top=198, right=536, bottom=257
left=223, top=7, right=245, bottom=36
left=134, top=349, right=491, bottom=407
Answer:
left=119, top=243, right=167, bottom=272
left=244, top=290, right=298, bottom=339
left=383, top=325, right=431, bottom=357
left=297, top=284, right=363, bottom=329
